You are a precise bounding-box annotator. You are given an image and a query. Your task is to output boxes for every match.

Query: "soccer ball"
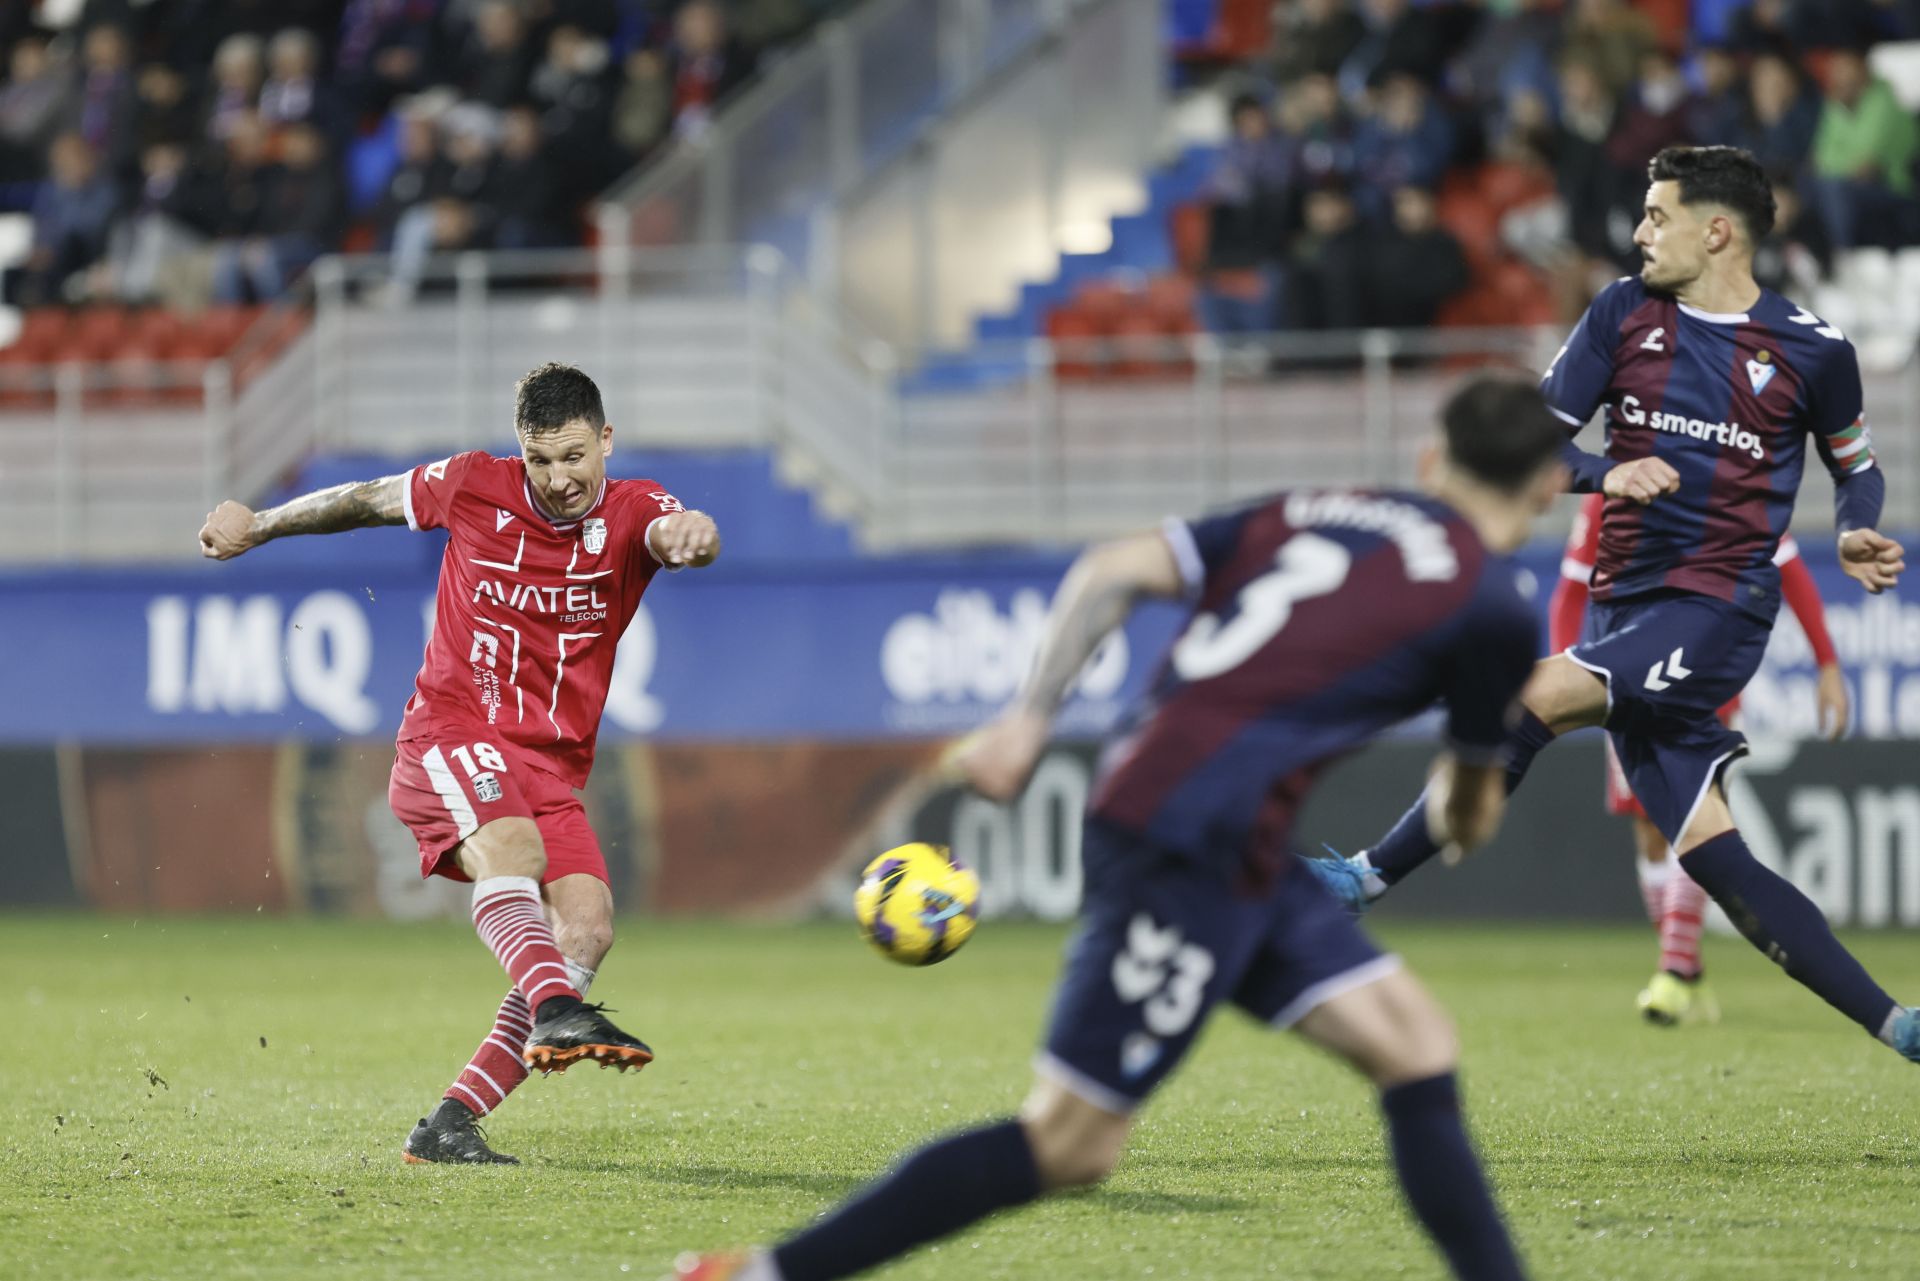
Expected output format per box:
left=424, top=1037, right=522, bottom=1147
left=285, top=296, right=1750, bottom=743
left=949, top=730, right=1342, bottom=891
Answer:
left=853, top=843, right=980, bottom=966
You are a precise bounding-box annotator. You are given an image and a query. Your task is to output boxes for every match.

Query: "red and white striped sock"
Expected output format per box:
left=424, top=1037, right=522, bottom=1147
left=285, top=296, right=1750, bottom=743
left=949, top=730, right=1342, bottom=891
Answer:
left=1659, top=870, right=1709, bottom=979
left=1635, top=854, right=1674, bottom=926
left=471, top=876, right=579, bottom=1011
left=443, top=963, right=597, bottom=1117
left=445, top=988, right=533, bottom=1116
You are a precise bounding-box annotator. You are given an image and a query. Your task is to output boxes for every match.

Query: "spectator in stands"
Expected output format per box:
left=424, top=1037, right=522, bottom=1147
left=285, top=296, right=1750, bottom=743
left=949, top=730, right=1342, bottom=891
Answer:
left=1339, top=0, right=1467, bottom=95
left=1365, top=184, right=1469, bottom=328
left=336, top=0, right=440, bottom=122
left=0, top=34, right=69, bottom=183
left=205, top=34, right=266, bottom=145
left=1810, top=46, right=1920, bottom=249
left=667, top=0, right=757, bottom=141
left=1728, top=52, right=1820, bottom=177
left=259, top=28, right=335, bottom=136
left=1606, top=50, right=1695, bottom=180
left=1552, top=56, right=1628, bottom=272
left=1351, top=71, right=1454, bottom=224
left=456, top=1, right=538, bottom=109
left=205, top=111, right=274, bottom=277
left=492, top=102, right=567, bottom=248
left=1561, top=0, right=1657, bottom=98
left=1753, top=174, right=1831, bottom=300
left=1197, top=93, right=1291, bottom=338
left=1686, top=46, right=1744, bottom=148
left=132, top=62, right=197, bottom=154
left=440, top=103, right=500, bottom=217
left=613, top=45, right=674, bottom=162
left=1451, top=0, right=1560, bottom=125
left=1267, top=0, right=1366, bottom=86
left=1725, top=0, right=1795, bottom=56
left=68, top=23, right=137, bottom=175
left=211, top=120, right=341, bottom=303
left=9, top=133, right=117, bottom=306
left=1285, top=180, right=1367, bottom=332
left=1276, top=73, right=1354, bottom=198
left=103, top=139, right=215, bottom=308
left=532, top=24, right=618, bottom=198
left=373, top=99, right=450, bottom=249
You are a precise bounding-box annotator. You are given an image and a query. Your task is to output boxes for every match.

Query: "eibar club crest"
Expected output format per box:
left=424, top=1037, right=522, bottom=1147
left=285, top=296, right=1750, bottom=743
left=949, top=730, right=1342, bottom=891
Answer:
left=582, top=518, right=607, bottom=555
left=1746, top=350, right=1776, bottom=396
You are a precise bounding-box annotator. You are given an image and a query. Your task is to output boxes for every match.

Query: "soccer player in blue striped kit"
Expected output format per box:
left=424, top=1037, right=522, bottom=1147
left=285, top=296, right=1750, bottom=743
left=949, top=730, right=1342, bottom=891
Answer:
left=668, top=375, right=1572, bottom=1281
left=1309, top=145, right=1920, bottom=1062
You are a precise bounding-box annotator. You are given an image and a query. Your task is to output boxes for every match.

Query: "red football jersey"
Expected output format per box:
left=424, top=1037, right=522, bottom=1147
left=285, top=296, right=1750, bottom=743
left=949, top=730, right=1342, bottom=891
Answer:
left=399, top=450, right=682, bottom=786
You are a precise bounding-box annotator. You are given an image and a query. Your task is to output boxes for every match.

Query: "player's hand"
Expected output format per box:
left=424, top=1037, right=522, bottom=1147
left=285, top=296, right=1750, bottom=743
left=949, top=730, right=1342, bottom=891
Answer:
left=1602, top=457, right=1681, bottom=506
left=1816, top=662, right=1850, bottom=740
left=949, top=709, right=1051, bottom=802
left=651, top=510, right=720, bottom=568
left=1839, top=528, right=1904, bottom=595
left=199, top=500, right=259, bottom=559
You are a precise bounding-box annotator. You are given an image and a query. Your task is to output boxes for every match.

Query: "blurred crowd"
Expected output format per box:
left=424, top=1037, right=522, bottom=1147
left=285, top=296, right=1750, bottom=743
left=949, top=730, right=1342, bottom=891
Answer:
left=0, top=0, right=835, bottom=309
left=1197, top=0, right=1920, bottom=335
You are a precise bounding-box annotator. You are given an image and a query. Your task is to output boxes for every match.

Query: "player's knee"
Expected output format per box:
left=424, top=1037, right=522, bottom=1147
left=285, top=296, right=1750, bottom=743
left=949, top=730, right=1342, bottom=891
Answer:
left=1356, top=978, right=1458, bottom=1086
left=1019, top=1081, right=1131, bottom=1190
left=561, top=917, right=614, bottom=968
left=1022, top=1116, right=1126, bottom=1190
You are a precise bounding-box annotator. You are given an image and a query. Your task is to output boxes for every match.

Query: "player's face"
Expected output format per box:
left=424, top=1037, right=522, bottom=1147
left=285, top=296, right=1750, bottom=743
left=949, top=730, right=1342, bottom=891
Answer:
left=520, top=419, right=612, bottom=521
left=1633, top=180, right=1705, bottom=292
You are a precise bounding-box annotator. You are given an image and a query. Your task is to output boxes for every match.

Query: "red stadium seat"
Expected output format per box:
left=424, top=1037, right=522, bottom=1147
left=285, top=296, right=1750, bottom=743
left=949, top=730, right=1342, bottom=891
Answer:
left=1072, top=281, right=1130, bottom=333
left=70, top=305, right=131, bottom=359
left=1045, top=307, right=1103, bottom=380
left=15, top=307, right=72, bottom=360
left=1144, top=273, right=1197, bottom=330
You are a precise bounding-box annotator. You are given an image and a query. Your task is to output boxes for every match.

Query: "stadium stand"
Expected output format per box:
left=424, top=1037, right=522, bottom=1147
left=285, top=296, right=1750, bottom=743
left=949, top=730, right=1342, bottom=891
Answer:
left=945, top=0, right=1920, bottom=381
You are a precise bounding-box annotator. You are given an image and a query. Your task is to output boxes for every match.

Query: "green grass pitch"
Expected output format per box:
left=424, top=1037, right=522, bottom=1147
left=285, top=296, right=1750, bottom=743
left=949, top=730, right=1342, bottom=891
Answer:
left=5, top=914, right=1917, bottom=1280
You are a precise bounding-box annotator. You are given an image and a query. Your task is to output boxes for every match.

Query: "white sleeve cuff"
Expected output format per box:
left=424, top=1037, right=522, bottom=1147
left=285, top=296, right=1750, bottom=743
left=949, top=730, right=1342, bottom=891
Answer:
left=1559, top=555, right=1593, bottom=584
left=1160, top=516, right=1205, bottom=597
left=1772, top=535, right=1799, bottom=567
left=644, top=514, right=684, bottom=571
left=401, top=469, right=420, bottom=531
left=1549, top=404, right=1585, bottom=428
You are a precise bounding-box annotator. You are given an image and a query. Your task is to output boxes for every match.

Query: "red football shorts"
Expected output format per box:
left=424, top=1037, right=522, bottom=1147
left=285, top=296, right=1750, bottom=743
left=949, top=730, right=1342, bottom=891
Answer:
left=1601, top=696, right=1741, bottom=822
left=388, top=730, right=609, bottom=886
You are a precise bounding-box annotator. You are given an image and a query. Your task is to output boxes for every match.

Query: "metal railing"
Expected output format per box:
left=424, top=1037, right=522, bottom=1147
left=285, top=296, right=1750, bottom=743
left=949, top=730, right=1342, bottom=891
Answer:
left=601, top=0, right=1162, bottom=351
left=8, top=243, right=1919, bottom=562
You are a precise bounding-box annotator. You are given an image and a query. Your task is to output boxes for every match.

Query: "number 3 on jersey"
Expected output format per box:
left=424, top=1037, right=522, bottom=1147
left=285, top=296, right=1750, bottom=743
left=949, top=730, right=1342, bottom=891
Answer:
left=1172, top=532, right=1352, bottom=680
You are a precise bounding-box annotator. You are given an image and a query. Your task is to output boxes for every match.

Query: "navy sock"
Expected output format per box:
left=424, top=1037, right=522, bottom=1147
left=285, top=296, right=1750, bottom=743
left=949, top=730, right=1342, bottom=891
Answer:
left=1681, top=830, right=1899, bottom=1036
left=772, top=1120, right=1042, bottom=1281
left=1381, top=1073, right=1526, bottom=1281
left=1369, top=710, right=1556, bottom=884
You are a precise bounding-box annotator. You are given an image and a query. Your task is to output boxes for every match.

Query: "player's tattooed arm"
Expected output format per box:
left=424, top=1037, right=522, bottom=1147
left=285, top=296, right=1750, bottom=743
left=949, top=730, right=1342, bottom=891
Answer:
left=957, top=531, right=1184, bottom=802
left=198, top=474, right=408, bottom=559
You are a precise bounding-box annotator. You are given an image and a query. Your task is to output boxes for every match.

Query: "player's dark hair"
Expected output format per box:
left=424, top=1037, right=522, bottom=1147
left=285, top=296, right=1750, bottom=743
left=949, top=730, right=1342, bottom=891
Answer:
left=514, top=362, right=605, bottom=437
left=1441, top=375, right=1564, bottom=493
left=1648, top=145, right=1775, bottom=241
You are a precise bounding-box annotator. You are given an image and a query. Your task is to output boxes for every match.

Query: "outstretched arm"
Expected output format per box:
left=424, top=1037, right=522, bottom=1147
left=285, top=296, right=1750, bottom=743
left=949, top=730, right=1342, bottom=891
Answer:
left=647, top=509, right=721, bottom=569
left=198, top=474, right=408, bottom=559
left=956, top=530, right=1186, bottom=801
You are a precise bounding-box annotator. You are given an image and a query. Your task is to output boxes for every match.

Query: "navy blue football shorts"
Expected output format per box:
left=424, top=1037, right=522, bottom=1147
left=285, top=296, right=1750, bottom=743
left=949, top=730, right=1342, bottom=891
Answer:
left=1564, top=590, right=1770, bottom=845
left=1036, top=822, right=1396, bottom=1115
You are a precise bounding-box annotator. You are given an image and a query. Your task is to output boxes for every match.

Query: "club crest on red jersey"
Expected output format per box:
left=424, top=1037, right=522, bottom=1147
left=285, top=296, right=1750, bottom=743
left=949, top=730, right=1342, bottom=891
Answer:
left=582, top=518, right=607, bottom=555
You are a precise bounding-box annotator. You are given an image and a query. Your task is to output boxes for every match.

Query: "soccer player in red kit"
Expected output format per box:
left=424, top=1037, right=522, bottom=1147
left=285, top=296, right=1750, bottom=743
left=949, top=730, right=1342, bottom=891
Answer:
left=198, top=362, right=719, bottom=1164
left=1551, top=492, right=1848, bottom=1025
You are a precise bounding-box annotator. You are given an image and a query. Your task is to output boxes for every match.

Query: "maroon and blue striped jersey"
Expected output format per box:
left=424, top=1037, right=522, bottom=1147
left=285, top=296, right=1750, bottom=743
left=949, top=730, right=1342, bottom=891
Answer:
left=1088, top=490, right=1537, bottom=880
left=1542, top=277, right=1879, bottom=622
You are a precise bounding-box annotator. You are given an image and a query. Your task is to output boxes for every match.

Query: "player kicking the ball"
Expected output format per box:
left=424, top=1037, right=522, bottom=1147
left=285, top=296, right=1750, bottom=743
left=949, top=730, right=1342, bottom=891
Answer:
left=1550, top=493, right=1849, bottom=1026
left=668, top=375, right=1566, bottom=1281
left=1307, top=145, right=1920, bottom=1063
left=199, top=362, right=719, bottom=1164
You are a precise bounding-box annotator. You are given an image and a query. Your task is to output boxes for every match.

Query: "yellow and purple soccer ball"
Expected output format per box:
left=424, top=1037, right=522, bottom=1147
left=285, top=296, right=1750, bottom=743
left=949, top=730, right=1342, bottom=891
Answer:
left=853, top=843, right=981, bottom=966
